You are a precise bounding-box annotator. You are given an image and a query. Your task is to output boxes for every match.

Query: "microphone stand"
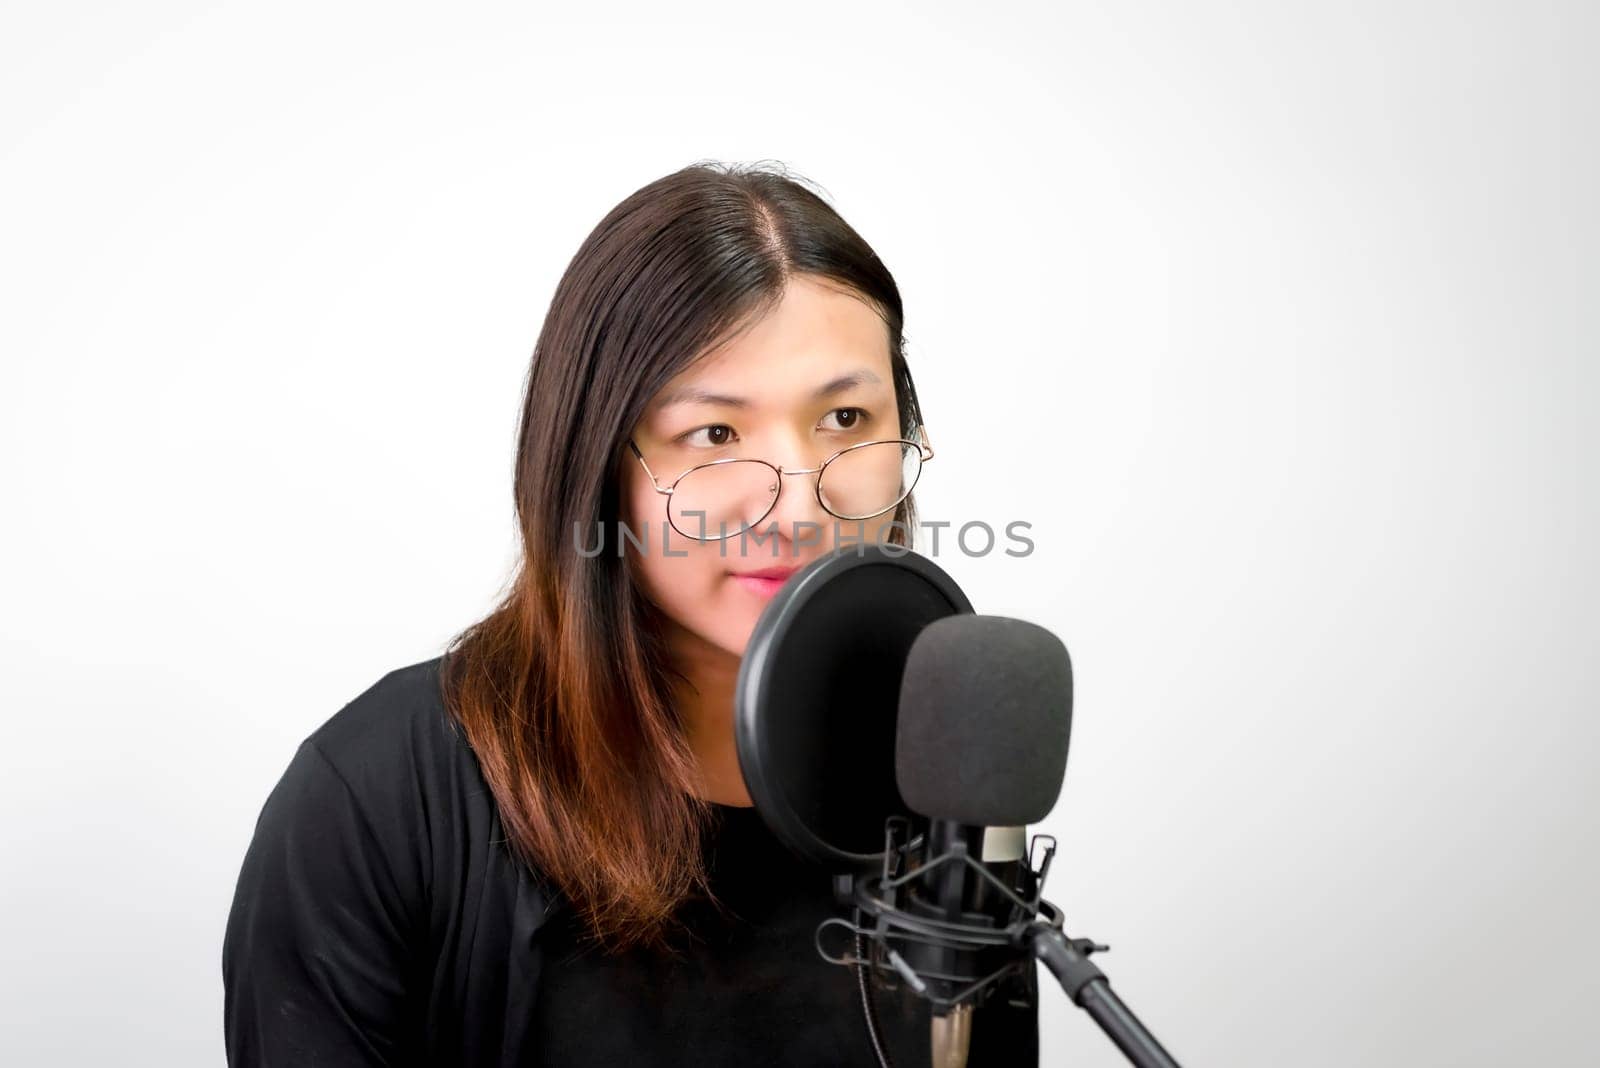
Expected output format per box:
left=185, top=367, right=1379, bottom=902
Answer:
left=1024, top=925, right=1179, bottom=1068
left=820, top=817, right=1183, bottom=1068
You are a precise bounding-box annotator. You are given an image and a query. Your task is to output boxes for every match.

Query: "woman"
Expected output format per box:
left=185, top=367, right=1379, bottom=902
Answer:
left=222, top=161, right=1039, bottom=1066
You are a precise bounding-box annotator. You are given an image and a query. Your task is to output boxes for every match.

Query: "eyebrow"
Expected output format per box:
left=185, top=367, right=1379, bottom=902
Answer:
left=655, top=368, right=885, bottom=411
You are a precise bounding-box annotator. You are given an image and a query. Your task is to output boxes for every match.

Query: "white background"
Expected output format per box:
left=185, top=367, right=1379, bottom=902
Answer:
left=2, top=2, right=1593, bottom=1065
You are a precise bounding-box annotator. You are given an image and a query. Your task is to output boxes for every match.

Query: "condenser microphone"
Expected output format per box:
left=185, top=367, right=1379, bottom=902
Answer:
left=883, top=614, right=1180, bottom=1068
left=895, top=615, right=1072, bottom=1068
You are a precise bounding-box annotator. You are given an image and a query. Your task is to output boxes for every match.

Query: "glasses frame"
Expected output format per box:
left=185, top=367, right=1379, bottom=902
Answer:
left=626, top=425, right=936, bottom=543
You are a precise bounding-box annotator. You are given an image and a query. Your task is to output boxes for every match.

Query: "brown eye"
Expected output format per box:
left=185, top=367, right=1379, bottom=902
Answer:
left=682, top=424, right=737, bottom=448
left=822, top=407, right=870, bottom=432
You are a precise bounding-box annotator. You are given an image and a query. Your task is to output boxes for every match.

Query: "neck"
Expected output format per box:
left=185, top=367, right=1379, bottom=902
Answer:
left=662, top=619, right=754, bottom=808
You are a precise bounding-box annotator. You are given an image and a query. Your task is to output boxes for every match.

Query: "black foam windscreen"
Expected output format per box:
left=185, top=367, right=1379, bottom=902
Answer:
left=735, top=544, right=975, bottom=870
left=895, top=614, right=1073, bottom=827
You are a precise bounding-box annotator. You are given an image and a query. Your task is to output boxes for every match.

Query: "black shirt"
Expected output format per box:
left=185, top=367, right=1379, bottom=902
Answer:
left=222, top=657, right=1040, bottom=1066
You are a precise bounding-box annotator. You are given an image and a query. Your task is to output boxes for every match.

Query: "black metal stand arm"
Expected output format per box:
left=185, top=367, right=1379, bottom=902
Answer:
left=1024, top=924, right=1181, bottom=1068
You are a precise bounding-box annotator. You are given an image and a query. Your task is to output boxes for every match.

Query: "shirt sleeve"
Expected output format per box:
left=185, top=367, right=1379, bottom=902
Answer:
left=222, top=738, right=425, bottom=1067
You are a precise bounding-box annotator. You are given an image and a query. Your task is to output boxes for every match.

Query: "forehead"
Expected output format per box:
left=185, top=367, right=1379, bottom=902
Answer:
left=647, top=276, right=894, bottom=414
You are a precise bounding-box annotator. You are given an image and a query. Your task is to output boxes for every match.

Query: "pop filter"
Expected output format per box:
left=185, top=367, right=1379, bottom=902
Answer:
left=734, top=543, right=975, bottom=871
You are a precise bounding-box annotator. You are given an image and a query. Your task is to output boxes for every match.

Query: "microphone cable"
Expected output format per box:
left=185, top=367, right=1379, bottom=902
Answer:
left=853, top=905, right=896, bottom=1068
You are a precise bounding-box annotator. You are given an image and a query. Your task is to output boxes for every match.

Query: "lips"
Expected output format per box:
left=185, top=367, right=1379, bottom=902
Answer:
left=733, top=566, right=802, bottom=581
left=729, top=565, right=803, bottom=600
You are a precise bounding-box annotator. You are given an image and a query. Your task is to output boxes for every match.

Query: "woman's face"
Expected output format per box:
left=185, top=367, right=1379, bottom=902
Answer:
left=619, top=274, right=906, bottom=659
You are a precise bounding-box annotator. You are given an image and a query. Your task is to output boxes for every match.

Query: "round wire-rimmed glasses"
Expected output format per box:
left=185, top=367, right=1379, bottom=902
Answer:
left=627, top=428, right=935, bottom=542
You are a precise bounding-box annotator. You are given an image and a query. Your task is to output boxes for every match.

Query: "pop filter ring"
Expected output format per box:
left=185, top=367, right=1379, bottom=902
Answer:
left=734, top=544, right=975, bottom=869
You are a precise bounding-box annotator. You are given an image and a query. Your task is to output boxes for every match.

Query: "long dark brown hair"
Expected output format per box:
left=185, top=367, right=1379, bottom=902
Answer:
left=439, top=160, right=926, bottom=952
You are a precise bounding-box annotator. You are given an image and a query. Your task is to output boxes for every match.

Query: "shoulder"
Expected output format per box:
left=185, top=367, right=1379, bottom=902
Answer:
left=262, top=653, right=559, bottom=906
left=225, top=657, right=471, bottom=1058
left=255, top=654, right=493, bottom=898
left=234, top=655, right=500, bottom=922
left=299, top=654, right=473, bottom=803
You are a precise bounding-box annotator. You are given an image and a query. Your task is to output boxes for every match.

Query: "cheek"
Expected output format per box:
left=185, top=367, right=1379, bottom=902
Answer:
left=619, top=465, right=746, bottom=650
left=863, top=514, right=897, bottom=544
left=830, top=513, right=899, bottom=547
left=619, top=470, right=657, bottom=532
left=626, top=530, right=762, bottom=655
